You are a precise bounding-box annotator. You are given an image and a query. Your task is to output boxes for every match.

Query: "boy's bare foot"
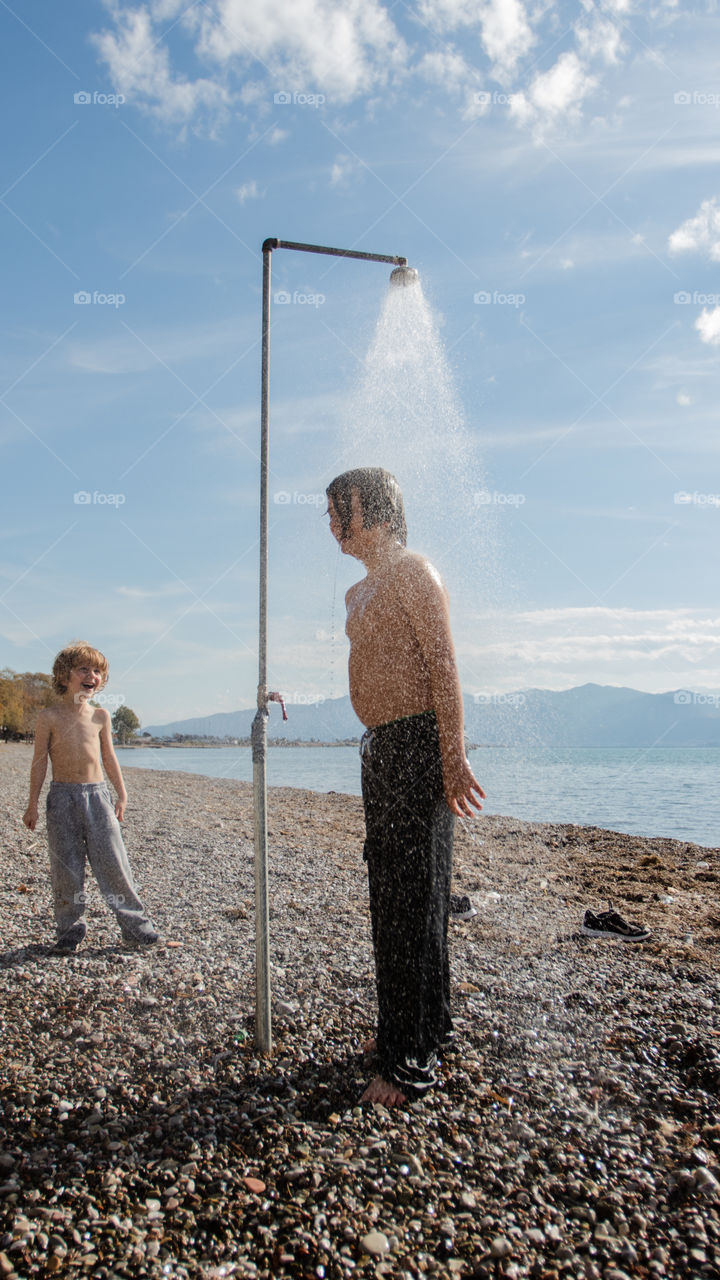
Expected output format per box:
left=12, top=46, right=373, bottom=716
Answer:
left=361, top=1075, right=406, bottom=1106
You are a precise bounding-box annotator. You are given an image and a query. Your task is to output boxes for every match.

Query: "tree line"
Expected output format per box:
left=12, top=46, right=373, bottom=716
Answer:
left=0, top=668, right=53, bottom=736
left=0, top=667, right=140, bottom=742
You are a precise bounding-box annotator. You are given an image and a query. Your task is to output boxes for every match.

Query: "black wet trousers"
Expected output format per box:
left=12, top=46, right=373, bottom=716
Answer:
left=360, top=710, right=454, bottom=1096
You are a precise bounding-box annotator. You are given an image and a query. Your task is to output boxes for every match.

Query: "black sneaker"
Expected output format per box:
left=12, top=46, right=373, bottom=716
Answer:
left=450, top=894, right=477, bottom=921
left=51, top=924, right=87, bottom=954
left=581, top=908, right=650, bottom=942
left=121, top=929, right=159, bottom=949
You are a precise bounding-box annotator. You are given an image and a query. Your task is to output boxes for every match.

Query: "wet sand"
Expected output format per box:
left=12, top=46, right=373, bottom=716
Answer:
left=2, top=742, right=720, bottom=1278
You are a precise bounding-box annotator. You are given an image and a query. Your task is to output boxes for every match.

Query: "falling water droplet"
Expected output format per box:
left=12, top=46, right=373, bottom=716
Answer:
left=333, top=274, right=500, bottom=623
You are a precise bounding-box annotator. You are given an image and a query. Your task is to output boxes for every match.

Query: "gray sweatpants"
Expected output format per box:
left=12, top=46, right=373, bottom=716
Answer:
left=46, top=782, right=155, bottom=944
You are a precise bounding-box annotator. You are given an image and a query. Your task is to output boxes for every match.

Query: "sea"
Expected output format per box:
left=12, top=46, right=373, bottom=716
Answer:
left=117, top=744, right=719, bottom=849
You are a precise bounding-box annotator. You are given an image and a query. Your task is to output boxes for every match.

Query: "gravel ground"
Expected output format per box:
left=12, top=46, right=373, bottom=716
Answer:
left=2, top=741, right=720, bottom=1280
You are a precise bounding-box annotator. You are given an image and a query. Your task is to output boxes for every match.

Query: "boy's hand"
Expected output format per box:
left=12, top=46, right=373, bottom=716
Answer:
left=443, top=758, right=485, bottom=819
left=23, top=805, right=39, bottom=831
left=115, top=796, right=127, bottom=821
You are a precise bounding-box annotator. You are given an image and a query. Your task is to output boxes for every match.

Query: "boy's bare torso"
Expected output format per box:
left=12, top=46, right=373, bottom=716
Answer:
left=45, top=705, right=106, bottom=783
left=346, top=550, right=437, bottom=728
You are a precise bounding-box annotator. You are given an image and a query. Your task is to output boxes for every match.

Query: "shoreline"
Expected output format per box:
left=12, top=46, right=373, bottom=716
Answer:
left=4, top=740, right=719, bottom=961
left=115, top=740, right=720, bottom=850
left=2, top=742, right=720, bottom=1278
left=119, top=739, right=362, bottom=748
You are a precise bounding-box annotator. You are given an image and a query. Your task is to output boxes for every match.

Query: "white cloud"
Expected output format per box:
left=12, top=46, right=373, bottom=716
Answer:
left=511, top=52, right=598, bottom=129
left=145, top=1, right=187, bottom=18
left=479, top=0, right=535, bottom=79
left=417, top=0, right=534, bottom=79
left=91, top=0, right=650, bottom=137
left=92, top=1, right=409, bottom=123
left=235, top=179, right=263, bottom=203
left=575, top=14, right=624, bottom=65
left=642, top=182, right=720, bottom=387
left=668, top=197, right=720, bottom=261
left=116, top=582, right=188, bottom=599
left=329, top=154, right=360, bottom=187
left=416, top=0, right=479, bottom=24
left=695, top=307, right=720, bottom=346
left=91, top=7, right=230, bottom=124
left=515, top=606, right=716, bottom=629
left=676, top=392, right=693, bottom=406
left=238, top=80, right=268, bottom=107
left=192, top=0, right=407, bottom=102
left=456, top=606, right=720, bottom=695
left=417, top=48, right=475, bottom=91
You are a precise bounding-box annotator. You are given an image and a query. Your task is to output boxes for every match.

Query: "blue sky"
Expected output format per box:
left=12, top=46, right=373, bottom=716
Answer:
left=2, top=0, right=719, bottom=728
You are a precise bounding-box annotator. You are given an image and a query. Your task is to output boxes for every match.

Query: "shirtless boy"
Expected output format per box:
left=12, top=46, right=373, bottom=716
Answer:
left=23, top=641, right=158, bottom=952
left=326, top=468, right=485, bottom=1106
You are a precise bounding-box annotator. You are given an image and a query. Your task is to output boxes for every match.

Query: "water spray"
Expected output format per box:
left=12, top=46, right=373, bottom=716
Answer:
left=254, top=238, right=413, bottom=1054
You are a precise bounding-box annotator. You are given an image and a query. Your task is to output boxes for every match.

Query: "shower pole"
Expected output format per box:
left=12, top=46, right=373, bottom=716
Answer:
left=253, top=239, right=410, bottom=1054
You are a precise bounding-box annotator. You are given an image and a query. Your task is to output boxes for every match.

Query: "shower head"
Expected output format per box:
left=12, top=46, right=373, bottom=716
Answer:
left=389, top=265, right=419, bottom=288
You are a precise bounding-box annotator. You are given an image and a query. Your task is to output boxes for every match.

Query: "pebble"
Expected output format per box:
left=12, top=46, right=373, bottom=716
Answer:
left=694, top=1167, right=720, bottom=1197
left=1, top=747, right=719, bottom=1280
left=525, top=1228, right=545, bottom=1246
left=361, top=1231, right=390, bottom=1256
left=243, top=1177, right=266, bottom=1194
left=490, top=1236, right=513, bottom=1258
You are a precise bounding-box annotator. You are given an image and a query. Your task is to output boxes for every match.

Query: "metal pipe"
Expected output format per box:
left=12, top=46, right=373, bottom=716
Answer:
left=251, top=242, right=272, bottom=1055
left=263, top=237, right=407, bottom=267
left=253, top=236, right=411, bottom=1057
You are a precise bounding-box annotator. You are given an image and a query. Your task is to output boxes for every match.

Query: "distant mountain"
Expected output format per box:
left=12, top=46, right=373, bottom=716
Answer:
left=143, top=697, right=364, bottom=742
left=464, top=684, right=720, bottom=747
left=144, top=683, right=720, bottom=747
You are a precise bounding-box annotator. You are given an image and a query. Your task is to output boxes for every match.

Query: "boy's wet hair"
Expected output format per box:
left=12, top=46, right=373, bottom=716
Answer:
left=52, top=642, right=109, bottom=695
left=326, top=467, right=407, bottom=547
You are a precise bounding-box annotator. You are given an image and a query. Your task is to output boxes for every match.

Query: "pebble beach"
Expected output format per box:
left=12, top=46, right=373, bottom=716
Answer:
left=2, top=741, right=720, bottom=1280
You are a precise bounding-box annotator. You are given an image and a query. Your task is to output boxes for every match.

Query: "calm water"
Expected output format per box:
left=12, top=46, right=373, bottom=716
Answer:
left=117, top=745, right=719, bottom=848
